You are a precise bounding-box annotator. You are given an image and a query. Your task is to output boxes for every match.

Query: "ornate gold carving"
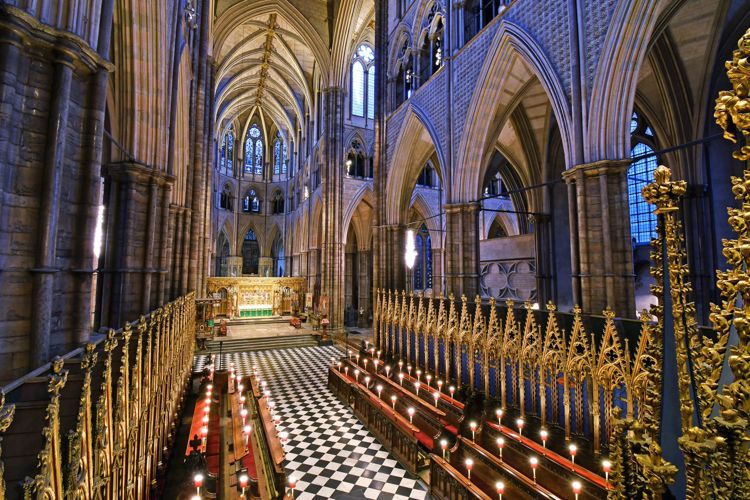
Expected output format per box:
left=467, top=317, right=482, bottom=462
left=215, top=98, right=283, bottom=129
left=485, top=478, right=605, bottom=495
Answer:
left=0, top=392, right=15, bottom=499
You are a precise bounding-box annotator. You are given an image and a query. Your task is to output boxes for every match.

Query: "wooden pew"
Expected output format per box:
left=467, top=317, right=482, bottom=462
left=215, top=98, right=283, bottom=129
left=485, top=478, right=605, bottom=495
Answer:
left=429, top=454, right=492, bottom=500
left=446, top=436, right=561, bottom=499
left=328, top=366, right=426, bottom=474
left=481, top=422, right=608, bottom=499
left=243, top=375, right=287, bottom=500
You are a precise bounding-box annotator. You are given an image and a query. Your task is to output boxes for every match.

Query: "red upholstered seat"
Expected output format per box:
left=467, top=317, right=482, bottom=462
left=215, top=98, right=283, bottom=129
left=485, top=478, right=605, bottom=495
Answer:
left=440, top=419, right=458, bottom=435
left=416, top=431, right=433, bottom=450
left=206, top=455, right=220, bottom=475
left=241, top=449, right=259, bottom=480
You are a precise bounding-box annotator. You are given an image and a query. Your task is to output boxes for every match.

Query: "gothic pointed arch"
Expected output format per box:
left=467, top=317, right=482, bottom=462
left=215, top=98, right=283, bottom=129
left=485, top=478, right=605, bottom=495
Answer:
left=456, top=22, right=572, bottom=201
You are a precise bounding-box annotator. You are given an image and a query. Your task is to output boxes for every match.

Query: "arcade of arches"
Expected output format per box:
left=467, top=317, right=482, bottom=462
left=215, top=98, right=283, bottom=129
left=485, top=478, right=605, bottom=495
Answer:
left=2, top=0, right=750, bottom=498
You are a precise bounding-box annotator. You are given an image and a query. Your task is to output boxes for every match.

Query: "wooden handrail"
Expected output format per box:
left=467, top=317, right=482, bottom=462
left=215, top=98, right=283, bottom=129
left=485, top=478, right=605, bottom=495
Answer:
left=430, top=454, right=493, bottom=499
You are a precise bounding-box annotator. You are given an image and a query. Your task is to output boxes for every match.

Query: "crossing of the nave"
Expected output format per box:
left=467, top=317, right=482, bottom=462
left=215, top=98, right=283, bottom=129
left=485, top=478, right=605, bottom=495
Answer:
left=1, top=0, right=750, bottom=499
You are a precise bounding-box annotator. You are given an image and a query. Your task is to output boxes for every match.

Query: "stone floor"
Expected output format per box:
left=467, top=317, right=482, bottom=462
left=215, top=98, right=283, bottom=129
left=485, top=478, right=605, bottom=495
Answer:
left=194, top=346, right=431, bottom=499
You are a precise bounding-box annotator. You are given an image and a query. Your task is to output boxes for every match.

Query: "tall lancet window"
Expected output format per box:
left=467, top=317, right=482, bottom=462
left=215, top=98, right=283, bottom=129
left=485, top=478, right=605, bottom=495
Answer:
left=351, top=44, right=375, bottom=119
left=413, top=224, right=433, bottom=290
left=628, top=112, right=658, bottom=244
left=244, top=123, right=264, bottom=176
left=273, top=132, right=287, bottom=175
left=219, top=125, right=234, bottom=176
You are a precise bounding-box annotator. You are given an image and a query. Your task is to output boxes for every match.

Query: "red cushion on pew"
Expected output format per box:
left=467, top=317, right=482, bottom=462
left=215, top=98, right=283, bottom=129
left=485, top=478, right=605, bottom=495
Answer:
left=416, top=431, right=433, bottom=450
left=206, top=455, right=220, bottom=474
left=444, top=425, right=458, bottom=435
left=241, top=449, right=259, bottom=480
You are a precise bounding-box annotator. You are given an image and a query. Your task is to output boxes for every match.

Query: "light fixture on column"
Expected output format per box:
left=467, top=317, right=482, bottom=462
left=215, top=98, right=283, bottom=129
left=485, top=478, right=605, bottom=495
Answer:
left=405, top=229, right=418, bottom=269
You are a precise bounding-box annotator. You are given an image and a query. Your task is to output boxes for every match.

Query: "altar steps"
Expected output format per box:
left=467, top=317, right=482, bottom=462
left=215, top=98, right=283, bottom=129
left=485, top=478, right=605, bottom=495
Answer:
left=197, top=334, right=318, bottom=354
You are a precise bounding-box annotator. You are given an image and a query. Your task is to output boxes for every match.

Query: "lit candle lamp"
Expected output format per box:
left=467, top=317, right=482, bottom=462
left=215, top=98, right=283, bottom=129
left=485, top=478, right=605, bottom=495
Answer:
left=377, top=350, right=381, bottom=359
left=239, top=474, right=249, bottom=497
left=440, top=439, right=448, bottom=459
left=399, top=373, right=404, bottom=385
left=569, top=443, right=577, bottom=464
left=572, top=480, right=582, bottom=500
left=398, top=360, right=404, bottom=371
left=496, top=437, right=505, bottom=460
left=344, top=366, right=349, bottom=377
left=449, top=386, right=455, bottom=399
left=201, top=425, right=208, bottom=448
left=348, top=349, right=352, bottom=359
left=202, top=415, right=209, bottom=425
left=530, top=457, right=538, bottom=483
left=354, top=369, right=360, bottom=382
left=407, top=407, right=415, bottom=423
left=376, top=384, right=383, bottom=398
left=240, top=407, right=248, bottom=424
left=495, top=408, right=503, bottom=426
left=516, top=418, right=525, bottom=436
left=414, top=381, right=421, bottom=395
left=469, top=421, right=477, bottom=441
left=496, top=481, right=505, bottom=500
left=391, top=395, right=397, bottom=409
left=289, top=475, right=297, bottom=499
left=416, top=369, right=422, bottom=381
left=385, top=365, right=391, bottom=377
left=364, top=375, right=371, bottom=387
left=407, top=364, right=412, bottom=376
left=602, top=459, right=612, bottom=484
left=203, top=405, right=210, bottom=414
left=426, top=374, right=432, bottom=386
left=261, top=381, right=267, bottom=389
left=337, top=361, right=342, bottom=371
left=437, top=380, right=443, bottom=392
left=274, top=414, right=281, bottom=426
left=243, top=424, right=251, bottom=446
left=194, top=473, right=204, bottom=495
left=465, top=458, right=473, bottom=480
left=540, top=429, right=548, bottom=448
left=240, top=395, right=246, bottom=404
left=433, top=392, right=440, bottom=407
left=279, top=431, right=289, bottom=445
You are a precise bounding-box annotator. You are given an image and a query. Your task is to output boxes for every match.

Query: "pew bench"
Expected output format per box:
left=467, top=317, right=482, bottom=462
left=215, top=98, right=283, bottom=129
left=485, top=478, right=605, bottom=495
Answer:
left=481, top=422, right=608, bottom=499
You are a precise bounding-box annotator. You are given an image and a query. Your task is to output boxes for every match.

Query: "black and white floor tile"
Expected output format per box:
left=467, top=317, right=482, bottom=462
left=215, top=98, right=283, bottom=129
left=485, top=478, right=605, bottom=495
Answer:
left=194, top=346, right=430, bottom=500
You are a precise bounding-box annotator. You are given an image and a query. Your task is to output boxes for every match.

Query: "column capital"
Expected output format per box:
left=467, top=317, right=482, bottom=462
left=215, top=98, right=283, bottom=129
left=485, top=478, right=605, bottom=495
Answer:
left=562, top=159, right=631, bottom=183
left=443, top=201, right=480, bottom=213
left=104, top=161, right=175, bottom=187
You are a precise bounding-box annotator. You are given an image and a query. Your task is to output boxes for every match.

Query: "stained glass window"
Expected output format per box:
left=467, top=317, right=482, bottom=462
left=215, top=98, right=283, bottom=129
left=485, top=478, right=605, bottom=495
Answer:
left=274, top=137, right=281, bottom=175
left=352, top=60, right=365, bottom=117
left=628, top=142, right=658, bottom=243
left=351, top=44, right=375, bottom=120
left=245, top=124, right=263, bottom=175
left=226, top=126, right=234, bottom=175
left=367, top=66, right=375, bottom=119
left=282, top=141, right=288, bottom=174
left=413, top=225, right=433, bottom=290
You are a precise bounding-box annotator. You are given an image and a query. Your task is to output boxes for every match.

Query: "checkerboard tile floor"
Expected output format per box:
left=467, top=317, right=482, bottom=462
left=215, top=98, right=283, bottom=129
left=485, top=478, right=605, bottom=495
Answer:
left=194, top=346, right=431, bottom=500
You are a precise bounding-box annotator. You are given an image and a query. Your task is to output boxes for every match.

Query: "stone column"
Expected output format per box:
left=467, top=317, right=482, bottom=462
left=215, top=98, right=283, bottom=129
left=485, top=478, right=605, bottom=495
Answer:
left=100, top=162, right=174, bottom=328
left=30, top=49, right=74, bottom=367
left=562, top=161, right=635, bottom=317
left=258, top=257, right=273, bottom=277
left=444, top=202, right=480, bottom=296
left=358, top=250, right=372, bottom=326
left=533, top=213, right=554, bottom=304
left=380, top=225, right=406, bottom=291
left=431, top=247, right=444, bottom=295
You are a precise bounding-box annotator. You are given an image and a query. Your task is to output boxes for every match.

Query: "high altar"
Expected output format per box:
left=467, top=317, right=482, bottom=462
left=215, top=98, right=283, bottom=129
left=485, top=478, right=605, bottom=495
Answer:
left=206, top=277, right=307, bottom=318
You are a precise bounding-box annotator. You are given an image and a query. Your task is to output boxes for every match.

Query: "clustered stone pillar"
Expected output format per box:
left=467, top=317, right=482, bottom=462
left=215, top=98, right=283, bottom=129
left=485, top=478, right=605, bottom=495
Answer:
left=358, top=249, right=371, bottom=326
left=444, top=202, right=480, bottom=297
left=98, top=163, right=174, bottom=328
left=0, top=5, right=114, bottom=379
left=563, top=160, right=635, bottom=317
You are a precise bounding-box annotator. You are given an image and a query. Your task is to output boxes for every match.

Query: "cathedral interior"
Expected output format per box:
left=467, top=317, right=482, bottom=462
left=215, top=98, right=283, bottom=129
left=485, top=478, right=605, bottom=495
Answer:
left=1, top=0, right=750, bottom=498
